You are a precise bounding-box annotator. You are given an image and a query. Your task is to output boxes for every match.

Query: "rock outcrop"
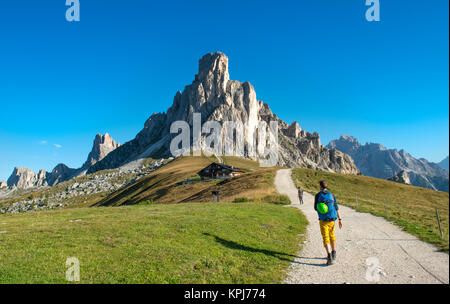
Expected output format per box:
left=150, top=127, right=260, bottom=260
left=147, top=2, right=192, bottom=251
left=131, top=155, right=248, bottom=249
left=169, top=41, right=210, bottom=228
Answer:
left=388, top=170, right=411, bottom=185
left=327, top=135, right=449, bottom=192
left=82, top=133, right=121, bottom=169
left=6, top=133, right=120, bottom=189
left=6, top=165, right=78, bottom=189
left=0, top=181, right=7, bottom=188
left=7, top=167, right=45, bottom=189
left=89, top=52, right=359, bottom=175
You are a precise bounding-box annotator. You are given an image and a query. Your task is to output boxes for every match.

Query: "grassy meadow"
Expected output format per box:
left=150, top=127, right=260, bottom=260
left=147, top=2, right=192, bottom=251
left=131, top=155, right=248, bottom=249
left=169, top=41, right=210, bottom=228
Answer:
left=0, top=202, right=307, bottom=283
left=0, top=155, right=306, bottom=283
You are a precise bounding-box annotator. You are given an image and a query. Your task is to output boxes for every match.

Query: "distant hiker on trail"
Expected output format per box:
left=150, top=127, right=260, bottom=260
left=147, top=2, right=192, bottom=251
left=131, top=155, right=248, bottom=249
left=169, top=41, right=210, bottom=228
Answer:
left=297, top=188, right=304, bottom=205
left=314, top=180, right=342, bottom=266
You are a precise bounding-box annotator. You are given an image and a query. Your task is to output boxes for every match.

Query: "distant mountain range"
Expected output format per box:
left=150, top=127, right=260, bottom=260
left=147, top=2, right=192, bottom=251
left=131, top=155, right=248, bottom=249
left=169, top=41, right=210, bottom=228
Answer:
left=3, top=52, right=447, bottom=194
left=5, top=133, right=120, bottom=189
left=327, top=135, right=449, bottom=192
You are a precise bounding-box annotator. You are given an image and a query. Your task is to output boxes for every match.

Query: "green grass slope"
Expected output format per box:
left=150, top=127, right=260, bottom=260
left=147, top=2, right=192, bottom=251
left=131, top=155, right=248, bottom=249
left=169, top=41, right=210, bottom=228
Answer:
left=0, top=203, right=307, bottom=283
left=292, top=168, right=449, bottom=251
left=96, top=156, right=214, bottom=206
left=97, top=155, right=283, bottom=206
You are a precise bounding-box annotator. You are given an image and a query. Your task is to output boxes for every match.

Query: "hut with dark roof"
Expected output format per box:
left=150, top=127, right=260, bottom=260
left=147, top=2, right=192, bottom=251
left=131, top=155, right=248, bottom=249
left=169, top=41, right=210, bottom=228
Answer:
left=198, top=163, right=244, bottom=180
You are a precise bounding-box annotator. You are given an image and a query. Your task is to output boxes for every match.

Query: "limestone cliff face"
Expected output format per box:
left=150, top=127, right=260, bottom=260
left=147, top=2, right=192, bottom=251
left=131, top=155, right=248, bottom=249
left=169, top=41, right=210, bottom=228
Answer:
left=6, top=164, right=80, bottom=189
left=89, top=52, right=359, bottom=175
left=328, top=135, right=449, bottom=192
left=7, top=167, right=49, bottom=189
left=82, top=133, right=121, bottom=169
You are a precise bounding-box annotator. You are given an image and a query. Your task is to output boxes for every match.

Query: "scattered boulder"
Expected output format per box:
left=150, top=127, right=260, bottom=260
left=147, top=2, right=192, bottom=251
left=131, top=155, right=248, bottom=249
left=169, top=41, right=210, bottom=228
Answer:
left=388, top=170, right=411, bottom=185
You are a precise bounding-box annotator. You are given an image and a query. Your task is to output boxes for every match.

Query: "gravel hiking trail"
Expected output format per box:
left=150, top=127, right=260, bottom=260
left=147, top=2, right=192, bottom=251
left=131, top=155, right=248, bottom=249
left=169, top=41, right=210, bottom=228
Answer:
left=274, top=169, right=449, bottom=284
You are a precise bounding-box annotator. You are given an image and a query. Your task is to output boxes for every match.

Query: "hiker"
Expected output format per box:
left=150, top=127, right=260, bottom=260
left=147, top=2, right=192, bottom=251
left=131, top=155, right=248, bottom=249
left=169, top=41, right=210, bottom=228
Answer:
left=314, top=180, right=342, bottom=265
left=297, top=188, right=304, bottom=205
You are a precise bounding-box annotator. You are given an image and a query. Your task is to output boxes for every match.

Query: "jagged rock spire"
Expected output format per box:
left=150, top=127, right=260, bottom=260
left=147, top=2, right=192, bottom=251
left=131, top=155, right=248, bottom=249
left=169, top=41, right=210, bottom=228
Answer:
left=196, top=52, right=229, bottom=83
left=82, top=133, right=121, bottom=169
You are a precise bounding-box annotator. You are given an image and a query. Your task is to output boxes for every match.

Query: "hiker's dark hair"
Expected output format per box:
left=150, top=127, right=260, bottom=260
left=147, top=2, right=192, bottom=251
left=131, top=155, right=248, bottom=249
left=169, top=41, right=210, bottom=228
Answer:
left=319, top=180, right=328, bottom=189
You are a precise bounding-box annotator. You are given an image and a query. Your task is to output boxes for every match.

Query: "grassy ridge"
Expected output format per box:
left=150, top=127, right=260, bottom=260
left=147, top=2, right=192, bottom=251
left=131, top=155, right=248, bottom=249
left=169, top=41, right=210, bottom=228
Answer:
left=0, top=203, right=307, bottom=283
left=292, top=168, right=449, bottom=251
left=98, top=156, right=282, bottom=206
left=96, top=156, right=214, bottom=206
left=181, top=169, right=279, bottom=203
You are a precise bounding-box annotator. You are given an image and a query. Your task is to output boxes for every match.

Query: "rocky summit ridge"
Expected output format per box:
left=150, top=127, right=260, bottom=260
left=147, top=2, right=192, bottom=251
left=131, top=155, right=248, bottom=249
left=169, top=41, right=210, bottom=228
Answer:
left=88, top=52, right=359, bottom=175
left=327, top=135, right=449, bottom=192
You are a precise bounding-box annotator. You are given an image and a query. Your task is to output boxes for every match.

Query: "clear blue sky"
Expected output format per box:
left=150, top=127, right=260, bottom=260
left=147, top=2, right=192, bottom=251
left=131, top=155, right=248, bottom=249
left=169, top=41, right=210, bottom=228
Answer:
left=0, top=0, right=448, bottom=180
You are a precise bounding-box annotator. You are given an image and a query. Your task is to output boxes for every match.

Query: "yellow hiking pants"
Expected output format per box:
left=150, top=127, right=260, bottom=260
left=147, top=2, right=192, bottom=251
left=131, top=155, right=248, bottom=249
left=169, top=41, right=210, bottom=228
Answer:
left=319, top=220, right=336, bottom=247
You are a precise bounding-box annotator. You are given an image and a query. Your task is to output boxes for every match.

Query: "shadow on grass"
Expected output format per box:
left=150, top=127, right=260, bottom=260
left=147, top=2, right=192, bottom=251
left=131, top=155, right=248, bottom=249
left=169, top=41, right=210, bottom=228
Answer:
left=203, top=233, right=327, bottom=267
left=203, top=233, right=298, bottom=262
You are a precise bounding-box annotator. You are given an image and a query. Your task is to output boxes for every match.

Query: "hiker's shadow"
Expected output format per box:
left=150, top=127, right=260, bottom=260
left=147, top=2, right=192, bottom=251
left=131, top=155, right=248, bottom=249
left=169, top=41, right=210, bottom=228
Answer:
left=291, top=257, right=328, bottom=267
left=203, top=232, right=327, bottom=267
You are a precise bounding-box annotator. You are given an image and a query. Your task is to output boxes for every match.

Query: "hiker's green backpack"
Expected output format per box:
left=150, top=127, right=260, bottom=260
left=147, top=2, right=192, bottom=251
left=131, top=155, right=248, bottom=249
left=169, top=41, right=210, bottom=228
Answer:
left=316, top=191, right=338, bottom=221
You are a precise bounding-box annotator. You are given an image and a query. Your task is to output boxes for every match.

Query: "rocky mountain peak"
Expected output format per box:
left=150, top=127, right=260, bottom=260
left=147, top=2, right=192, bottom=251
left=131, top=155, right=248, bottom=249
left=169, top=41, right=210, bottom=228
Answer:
left=6, top=163, right=79, bottom=189
left=88, top=52, right=360, bottom=175
left=196, top=52, right=229, bottom=84
left=5, top=53, right=361, bottom=189
left=82, top=133, right=120, bottom=169
left=7, top=166, right=43, bottom=188
left=47, top=163, right=77, bottom=186
left=189, top=51, right=231, bottom=109
left=328, top=134, right=362, bottom=154
left=340, top=134, right=359, bottom=143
